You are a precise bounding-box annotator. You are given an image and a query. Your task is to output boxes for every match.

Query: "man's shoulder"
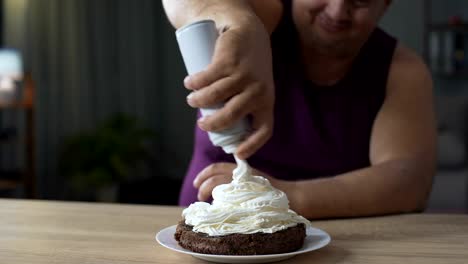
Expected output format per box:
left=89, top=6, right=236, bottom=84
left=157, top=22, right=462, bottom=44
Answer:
left=391, top=44, right=430, bottom=77
left=387, top=44, right=433, bottom=93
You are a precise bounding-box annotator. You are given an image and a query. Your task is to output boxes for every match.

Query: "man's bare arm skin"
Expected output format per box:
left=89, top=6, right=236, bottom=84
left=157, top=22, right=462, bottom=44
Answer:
left=280, top=44, right=436, bottom=219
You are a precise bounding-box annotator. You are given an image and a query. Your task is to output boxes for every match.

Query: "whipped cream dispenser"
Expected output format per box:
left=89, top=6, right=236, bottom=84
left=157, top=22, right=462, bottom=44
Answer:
left=176, top=20, right=249, bottom=154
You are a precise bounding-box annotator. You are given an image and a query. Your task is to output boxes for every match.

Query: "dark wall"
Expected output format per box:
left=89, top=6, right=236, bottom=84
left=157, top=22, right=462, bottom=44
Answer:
left=21, top=0, right=194, bottom=200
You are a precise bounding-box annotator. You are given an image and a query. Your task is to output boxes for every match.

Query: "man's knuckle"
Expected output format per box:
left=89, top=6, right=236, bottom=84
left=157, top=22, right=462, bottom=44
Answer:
left=190, top=76, right=203, bottom=88
left=210, top=87, right=223, bottom=102
left=190, top=96, right=200, bottom=106
left=200, top=190, right=209, bottom=200
left=205, top=177, right=217, bottom=188
left=223, top=108, right=237, bottom=123
left=220, top=56, right=237, bottom=72
left=206, top=118, right=221, bottom=132
left=211, top=163, right=221, bottom=171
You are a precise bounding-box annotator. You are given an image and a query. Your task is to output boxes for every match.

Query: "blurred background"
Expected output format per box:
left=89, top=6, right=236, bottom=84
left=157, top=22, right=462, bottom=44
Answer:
left=0, top=0, right=467, bottom=213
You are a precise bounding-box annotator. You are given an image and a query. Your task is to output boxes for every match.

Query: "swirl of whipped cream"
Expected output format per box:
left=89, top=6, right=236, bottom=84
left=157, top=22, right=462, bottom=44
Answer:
left=182, top=157, right=311, bottom=236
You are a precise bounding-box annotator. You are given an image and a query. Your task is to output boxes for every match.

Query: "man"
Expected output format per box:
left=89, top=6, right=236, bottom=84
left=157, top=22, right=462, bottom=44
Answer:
left=162, top=0, right=436, bottom=219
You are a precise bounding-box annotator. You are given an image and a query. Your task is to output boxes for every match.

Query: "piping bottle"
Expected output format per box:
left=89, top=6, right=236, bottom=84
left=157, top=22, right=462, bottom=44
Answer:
left=176, top=20, right=249, bottom=154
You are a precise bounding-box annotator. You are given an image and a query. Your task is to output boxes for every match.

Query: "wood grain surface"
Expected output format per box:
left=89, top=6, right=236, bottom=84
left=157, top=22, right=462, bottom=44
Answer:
left=1, top=199, right=467, bottom=264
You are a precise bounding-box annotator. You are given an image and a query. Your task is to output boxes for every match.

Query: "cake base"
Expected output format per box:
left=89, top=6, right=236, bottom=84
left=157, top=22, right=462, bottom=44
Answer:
left=174, top=221, right=306, bottom=255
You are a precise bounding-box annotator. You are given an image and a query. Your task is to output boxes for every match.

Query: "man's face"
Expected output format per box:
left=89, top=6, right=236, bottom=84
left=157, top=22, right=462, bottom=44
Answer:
left=292, top=0, right=390, bottom=56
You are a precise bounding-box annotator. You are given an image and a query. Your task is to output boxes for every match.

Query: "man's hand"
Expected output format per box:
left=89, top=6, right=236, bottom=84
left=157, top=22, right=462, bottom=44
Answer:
left=185, top=16, right=275, bottom=159
left=193, top=162, right=273, bottom=201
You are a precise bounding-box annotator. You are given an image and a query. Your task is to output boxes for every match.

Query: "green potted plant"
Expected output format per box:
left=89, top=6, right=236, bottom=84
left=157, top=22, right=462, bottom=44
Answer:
left=59, top=112, right=156, bottom=201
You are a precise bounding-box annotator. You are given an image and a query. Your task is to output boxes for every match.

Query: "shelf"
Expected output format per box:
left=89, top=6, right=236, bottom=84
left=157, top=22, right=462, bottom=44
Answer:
left=0, top=180, right=20, bottom=189
left=0, top=94, right=33, bottom=109
left=433, top=72, right=468, bottom=80
left=0, top=170, right=22, bottom=190
left=0, top=75, right=34, bottom=109
left=0, top=73, right=36, bottom=198
left=0, top=101, right=33, bottom=109
left=428, top=23, right=468, bottom=33
left=0, top=127, right=17, bottom=142
left=0, top=169, right=22, bottom=180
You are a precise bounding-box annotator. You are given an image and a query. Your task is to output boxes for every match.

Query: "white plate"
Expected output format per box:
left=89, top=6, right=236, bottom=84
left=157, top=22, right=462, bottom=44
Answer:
left=156, top=225, right=331, bottom=263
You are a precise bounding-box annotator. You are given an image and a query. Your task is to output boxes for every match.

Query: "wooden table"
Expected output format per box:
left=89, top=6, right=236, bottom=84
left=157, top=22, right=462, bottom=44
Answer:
left=1, top=199, right=467, bottom=264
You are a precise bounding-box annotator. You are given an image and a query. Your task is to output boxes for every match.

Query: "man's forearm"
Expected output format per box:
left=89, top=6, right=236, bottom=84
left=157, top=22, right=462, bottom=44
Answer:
left=162, top=0, right=256, bottom=29
left=279, top=158, right=434, bottom=219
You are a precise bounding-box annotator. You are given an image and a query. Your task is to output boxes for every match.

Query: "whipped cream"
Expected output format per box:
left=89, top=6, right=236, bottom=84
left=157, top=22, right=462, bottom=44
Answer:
left=182, top=157, right=311, bottom=236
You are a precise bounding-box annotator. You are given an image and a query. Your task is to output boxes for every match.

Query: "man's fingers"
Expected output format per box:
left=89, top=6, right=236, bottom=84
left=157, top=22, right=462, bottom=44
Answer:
left=193, top=165, right=215, bottom=189
left=197, top=175, right=230, bottom=201
left=184, top=31, right=238, bottom=91
left=236, top=124, right=271, bottom=159
left=197, top=84, right=259, bottom=132
left=236, top=110, right=273, bottom=159
left=193, top=163, right=234, bottom=188
left=187, top=76, right=242, bottom=108
left=184, top=60, right=229, bottom=90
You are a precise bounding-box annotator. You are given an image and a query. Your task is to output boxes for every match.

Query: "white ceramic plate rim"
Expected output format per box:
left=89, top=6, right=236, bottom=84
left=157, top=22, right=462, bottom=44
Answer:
left=156, top=225, right=331, bottom=260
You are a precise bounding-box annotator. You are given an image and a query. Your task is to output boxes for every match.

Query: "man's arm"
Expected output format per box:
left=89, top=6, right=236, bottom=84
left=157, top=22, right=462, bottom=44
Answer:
left=162, top=0, right=282, bottom=33
left=281, top=44, right=436, bottom=219
left=162, top=0, right=282, bottom=159
left=162, top=0, right=253, bottom=30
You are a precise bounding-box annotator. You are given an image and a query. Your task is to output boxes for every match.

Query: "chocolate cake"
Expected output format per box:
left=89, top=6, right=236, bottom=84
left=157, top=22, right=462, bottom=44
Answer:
left=176, top=158, right=311, bottom=255
left=175, top=220, right=306, bottom=255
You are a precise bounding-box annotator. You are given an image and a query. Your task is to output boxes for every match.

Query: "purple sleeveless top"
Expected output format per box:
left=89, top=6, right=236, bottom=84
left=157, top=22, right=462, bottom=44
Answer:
left=178, top=3, right=397, bottom=206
